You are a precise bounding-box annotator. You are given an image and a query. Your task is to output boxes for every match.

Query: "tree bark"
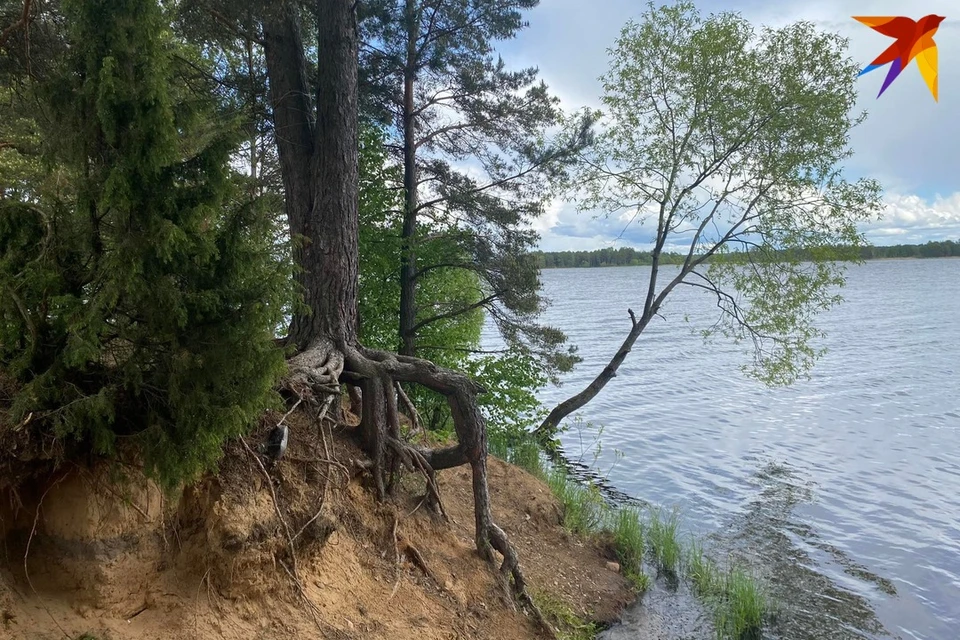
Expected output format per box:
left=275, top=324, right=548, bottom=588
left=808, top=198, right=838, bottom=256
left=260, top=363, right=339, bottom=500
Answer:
left=312, top=0, right=360, bottom=347
left=534, top=310, right=652, bottom=439
left=264, top=0, right=359, bottom=350
left=398, top=0, right=419, bottom=356
left=262, top=0, right=538, bottom=616
left=534, top=257, right=696, bottom=439
left=245, top=32, right=258, bottom=194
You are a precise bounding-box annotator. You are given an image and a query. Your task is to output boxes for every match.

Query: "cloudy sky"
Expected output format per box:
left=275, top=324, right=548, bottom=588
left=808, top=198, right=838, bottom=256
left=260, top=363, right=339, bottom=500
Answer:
left=496, top=0, right=959, bottom=251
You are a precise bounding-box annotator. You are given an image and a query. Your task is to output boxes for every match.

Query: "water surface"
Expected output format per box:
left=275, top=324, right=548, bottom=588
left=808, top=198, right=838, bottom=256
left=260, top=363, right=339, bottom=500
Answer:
left=501, top=259, right=960, bottom=640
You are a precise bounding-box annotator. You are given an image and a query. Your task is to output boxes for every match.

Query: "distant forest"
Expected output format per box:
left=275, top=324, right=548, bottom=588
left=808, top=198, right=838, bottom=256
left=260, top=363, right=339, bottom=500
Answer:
left=534, top=240, right=960, bottom=269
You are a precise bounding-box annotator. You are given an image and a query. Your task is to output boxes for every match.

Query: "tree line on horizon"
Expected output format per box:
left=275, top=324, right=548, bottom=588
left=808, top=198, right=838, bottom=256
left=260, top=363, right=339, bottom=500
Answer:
left=534, top=239, right=960, bottom=269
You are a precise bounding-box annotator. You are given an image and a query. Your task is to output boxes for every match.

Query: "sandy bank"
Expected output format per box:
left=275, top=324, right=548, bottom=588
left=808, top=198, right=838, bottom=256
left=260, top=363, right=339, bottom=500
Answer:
left=0, top=406, right=635, bottom=639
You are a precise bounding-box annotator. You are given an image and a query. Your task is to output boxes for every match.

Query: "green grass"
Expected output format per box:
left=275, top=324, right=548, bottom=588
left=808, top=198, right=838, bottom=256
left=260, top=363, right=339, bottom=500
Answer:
left=546, top=466, right=607, bottom=536
left=488, top=430, right=510, bottom=460
left=492, top=437, right=769, bottom=636
left=508, top=438, right=546, bottom=479
left=496, top=439, right=654, bottom=595
left=488, top=433, right=547, bottom=480
left=530, top=588, right=600, bottom=640
left=647, top=506, right=681, bottom=574
left=607, top=506, right=649, bottom=591
left=687, top=539, right=722, bottom=595
left=716, top=566, right=766, bottom=640
left=686, top=542, right=768, bottom=639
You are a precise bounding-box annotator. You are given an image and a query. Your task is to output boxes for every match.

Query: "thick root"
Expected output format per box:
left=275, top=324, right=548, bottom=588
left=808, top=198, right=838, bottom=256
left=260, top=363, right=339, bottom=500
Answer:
left=387, top=437, right=446, bottom=517
left=344, top=347, right=534, bottom=602
left=283, top=337, right=344, bottom=405
left=282, top=340, right=539, bottom=623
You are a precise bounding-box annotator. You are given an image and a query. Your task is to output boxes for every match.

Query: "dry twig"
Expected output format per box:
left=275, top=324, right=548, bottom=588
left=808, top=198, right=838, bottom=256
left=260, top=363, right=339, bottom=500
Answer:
left=239, top=436, right=298, bottom=577
left=395, top=382, right=423, bottom=436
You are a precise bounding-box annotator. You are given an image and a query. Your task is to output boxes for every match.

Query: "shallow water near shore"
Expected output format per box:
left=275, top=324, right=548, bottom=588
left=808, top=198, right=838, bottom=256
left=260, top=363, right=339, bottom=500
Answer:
left=487, top=259, right=960, bottom=640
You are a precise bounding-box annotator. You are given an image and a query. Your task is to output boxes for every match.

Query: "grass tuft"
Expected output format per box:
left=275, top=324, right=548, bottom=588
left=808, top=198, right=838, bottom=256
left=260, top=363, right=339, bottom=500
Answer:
left=687, top=539, right=721, bottom=595
left=546, top=466, right=607, bottom=536
left=647, top=506, right=681, bottom=574
left=509, top=438, right=546, bottom=479
left=717, top=566, right=766, bottom=639
left=487, top=430, right=509, bottom=460
left=492, top=435, right=772, bottom=634
left=530, top=589, right=600, bottom=640
left=686, top=541, right=768, bottom=639
left=608, top=506, right=649, bottom=591
left=495, top=439, right=656, bottom=595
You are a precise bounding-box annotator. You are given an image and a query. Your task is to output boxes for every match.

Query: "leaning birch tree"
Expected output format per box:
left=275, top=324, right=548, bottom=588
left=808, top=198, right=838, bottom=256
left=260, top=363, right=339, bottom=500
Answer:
left=536, top=1, right=884, bottom=438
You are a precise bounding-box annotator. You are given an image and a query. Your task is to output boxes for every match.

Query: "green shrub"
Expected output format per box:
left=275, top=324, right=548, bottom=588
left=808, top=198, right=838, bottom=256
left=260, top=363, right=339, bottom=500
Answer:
left=0, top=0, right=290, bottom=489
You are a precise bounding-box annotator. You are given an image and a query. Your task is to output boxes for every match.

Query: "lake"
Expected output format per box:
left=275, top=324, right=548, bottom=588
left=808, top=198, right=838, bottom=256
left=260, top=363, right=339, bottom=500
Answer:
left=497, top=259, right=960, bottom=640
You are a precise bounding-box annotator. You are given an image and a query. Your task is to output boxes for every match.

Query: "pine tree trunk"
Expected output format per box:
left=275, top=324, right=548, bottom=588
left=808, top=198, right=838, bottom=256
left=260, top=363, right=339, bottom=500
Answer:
left=312, top=0, right=360, bottom=348
left=261, top=0, right=539, bottom=617
left=264, top=0, right=358, bottom=350
left=398, top=0, right=419, bottom=357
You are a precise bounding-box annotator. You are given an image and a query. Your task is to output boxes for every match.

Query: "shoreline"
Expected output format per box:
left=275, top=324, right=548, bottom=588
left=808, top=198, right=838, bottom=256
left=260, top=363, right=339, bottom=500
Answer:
left=537, top=255, right=960, bottom=269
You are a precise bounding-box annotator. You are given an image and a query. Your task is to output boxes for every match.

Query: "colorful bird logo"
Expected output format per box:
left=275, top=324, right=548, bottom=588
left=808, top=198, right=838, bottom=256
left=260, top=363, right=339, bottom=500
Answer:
left=853, top=15, right=945, bottom=101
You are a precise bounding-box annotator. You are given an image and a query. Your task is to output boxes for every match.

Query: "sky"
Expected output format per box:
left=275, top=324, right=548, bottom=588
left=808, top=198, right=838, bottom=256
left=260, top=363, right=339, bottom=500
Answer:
left=495, top=0, right=960, bottom=252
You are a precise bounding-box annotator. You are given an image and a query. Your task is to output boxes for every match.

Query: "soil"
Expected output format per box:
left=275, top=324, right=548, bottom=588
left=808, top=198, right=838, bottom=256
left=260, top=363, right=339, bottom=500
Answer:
left=0, top=402, right=635, bottom=640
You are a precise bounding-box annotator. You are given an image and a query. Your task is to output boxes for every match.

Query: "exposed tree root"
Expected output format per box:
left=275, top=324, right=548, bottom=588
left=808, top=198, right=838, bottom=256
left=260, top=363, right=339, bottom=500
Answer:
left=282, top=338, right=551, bottom=634
left=239, top=436, right=299, bottom=579
left=400, top=535, right=435, bottom=583
left=395, top=381, right=423, bottom=436
left=293, top=410, right=346, bottom=542
left=387, top=436, right=445, bottom=517
left=240, top=434, right=332, bottom=634
left=388, top=511, right=439, bottom=594
left=193, top=567, right=211, bottom=635
left=282, top=337, right=343, bottom=404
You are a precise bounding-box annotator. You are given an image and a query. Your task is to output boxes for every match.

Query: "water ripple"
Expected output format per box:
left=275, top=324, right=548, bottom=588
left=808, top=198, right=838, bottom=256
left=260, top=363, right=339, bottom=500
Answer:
left=505, top=259, right=960, bottom=640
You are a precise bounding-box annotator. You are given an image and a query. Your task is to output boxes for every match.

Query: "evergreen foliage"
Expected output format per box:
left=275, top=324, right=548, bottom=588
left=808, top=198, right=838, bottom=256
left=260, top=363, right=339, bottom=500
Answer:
left=358, top=124, right=545, bottom=435
left=0, top=0, right=289, bottom=487
left=1, top=0, right=895, bottom=493
left=360, top=0, right=590, bottom=374
left=168, top=1, right=558, bottom=437
left=857, top=240, right=960, bottom=259
left=535, top=247, right=687, bottom=269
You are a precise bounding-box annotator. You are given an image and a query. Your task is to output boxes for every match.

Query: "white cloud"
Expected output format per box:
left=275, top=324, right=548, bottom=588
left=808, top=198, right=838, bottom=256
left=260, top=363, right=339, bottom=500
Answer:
left=498, top=0, right=960, bottom=250
left=536, top=191, right=960, bottom=252
left=530, top=198, right=565, bottom=234
left=740, top=0, right=958, bottom=194
left=864, top=193, right=960, bottom=243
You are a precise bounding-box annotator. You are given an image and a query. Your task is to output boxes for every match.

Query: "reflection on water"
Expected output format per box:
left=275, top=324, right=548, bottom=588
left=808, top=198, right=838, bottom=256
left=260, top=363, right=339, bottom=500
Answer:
left=485, top=259, right=960, bottom=640
left=723, top=460, right=894, bottom=639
